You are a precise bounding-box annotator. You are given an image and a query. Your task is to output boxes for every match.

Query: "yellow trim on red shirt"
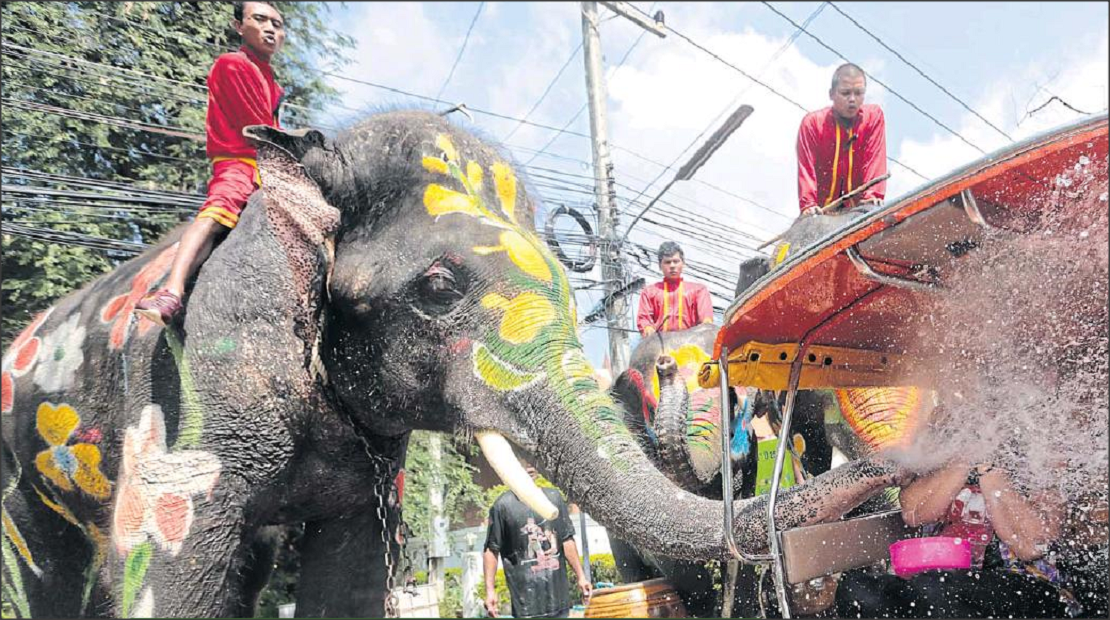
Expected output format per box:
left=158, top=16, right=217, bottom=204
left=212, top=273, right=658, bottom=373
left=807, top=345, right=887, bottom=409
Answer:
left=825, top=125, right=841, bottom=207
left=661, top=280, right=685, bottom=331
left=211, top=156, right=261, bottom=185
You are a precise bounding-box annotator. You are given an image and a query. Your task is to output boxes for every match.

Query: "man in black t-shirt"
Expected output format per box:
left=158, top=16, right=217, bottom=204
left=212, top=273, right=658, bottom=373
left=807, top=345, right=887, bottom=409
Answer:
left=483, top=467, right=592, bottom=618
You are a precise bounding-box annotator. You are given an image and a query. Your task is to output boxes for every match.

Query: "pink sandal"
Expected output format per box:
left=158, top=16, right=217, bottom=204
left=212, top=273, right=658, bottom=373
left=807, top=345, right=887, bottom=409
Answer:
left=133, top=290, right=183, bottom=327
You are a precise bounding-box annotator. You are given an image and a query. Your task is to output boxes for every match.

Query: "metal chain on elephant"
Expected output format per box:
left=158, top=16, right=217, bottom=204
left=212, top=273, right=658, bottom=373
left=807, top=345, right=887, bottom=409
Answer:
left=373, top=477, right=400, bottom=617
left=317, top=313, right=406, bottom=615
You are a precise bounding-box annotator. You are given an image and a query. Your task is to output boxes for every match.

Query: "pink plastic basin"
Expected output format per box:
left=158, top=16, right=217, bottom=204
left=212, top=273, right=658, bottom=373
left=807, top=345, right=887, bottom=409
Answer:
left=889, top=537, right=972, bottom=578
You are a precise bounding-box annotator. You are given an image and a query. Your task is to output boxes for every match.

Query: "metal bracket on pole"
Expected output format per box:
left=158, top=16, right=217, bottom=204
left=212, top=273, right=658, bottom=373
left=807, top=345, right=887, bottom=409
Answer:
left=959, top=188, right=992, bottom=229
left=846, top=246, right=942, bottom=292
left=766, top=345, right=808, bottom=619
left=719, top=347, right=773, bottom=564
left=438, top=102, right=473, bottom=122
left=598, top=1, right=667, bottom=37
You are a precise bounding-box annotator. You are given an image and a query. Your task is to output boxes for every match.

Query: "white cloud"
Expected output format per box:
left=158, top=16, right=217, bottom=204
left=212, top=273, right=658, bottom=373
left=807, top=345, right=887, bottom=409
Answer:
left=317, top=3, right=1108, bottom=369
left=890, top=31, right=1108, bottom=198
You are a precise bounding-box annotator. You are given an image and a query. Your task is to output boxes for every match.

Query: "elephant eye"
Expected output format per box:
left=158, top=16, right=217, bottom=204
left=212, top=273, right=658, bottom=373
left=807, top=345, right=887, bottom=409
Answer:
left=417, top=260, right=466, bottom=315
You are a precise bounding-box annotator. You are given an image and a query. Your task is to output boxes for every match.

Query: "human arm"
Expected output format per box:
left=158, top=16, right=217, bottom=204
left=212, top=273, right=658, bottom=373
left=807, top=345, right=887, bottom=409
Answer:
left=555, top=497, right=591, bottom=599
left=898, top=462, right=969, bottom=527
left=562, top=538, right=592, bottom=599
left=693, top=285, right=714, bottom=326
left=483, top=504, right=504, bottom=617
left=635, top=287, right=656, bottom=336
left=979, top=468, right=1064, bottom=561
left=858, top=107, right=888, bottom=204
left=796, top=117, right=820, bottom=214
left=483, top=549, right=500, bottom=617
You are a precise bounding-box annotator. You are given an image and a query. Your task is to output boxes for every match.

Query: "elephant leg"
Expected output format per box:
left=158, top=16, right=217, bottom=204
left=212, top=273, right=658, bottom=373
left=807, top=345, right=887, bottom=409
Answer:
left=654, top=557, right=718, bottom=617
left=229, top=526, right=281, bottom=618
left=112, top=505, right=252, bottom=618
left=726, top=563, right=762, bottom=619
left=2, top=484, right=91, bottom=618
left=295, top=511, right=393, bottom=618
left=608, top=536, right=659, bottom=584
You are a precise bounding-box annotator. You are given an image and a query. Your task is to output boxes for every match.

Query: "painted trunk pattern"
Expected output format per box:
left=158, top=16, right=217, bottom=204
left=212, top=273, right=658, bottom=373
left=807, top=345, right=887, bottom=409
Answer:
left=421, top=134, right=632, bottom=467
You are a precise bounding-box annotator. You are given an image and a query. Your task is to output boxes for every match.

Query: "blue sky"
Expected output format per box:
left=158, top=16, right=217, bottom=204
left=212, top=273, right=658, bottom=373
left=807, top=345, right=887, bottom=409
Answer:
left=306, top=1, right=1108, bottom=370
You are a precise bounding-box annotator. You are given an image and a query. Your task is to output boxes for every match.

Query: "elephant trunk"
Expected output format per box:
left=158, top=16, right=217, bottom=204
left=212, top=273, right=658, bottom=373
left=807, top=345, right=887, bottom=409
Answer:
left=653, top=355, right=709, bottom=492
left=507, top=352, right=905, bottom=562
left=524, top=368, right=735, bottom=562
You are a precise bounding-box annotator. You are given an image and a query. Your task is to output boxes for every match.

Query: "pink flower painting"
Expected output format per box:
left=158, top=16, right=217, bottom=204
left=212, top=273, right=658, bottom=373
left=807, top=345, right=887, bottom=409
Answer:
left=111, top=404, right=221, bottom=556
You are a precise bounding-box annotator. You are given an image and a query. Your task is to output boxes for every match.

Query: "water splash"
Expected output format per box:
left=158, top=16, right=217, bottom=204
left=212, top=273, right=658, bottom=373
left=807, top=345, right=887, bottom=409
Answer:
left=890, top=154, right=1108, bottom=511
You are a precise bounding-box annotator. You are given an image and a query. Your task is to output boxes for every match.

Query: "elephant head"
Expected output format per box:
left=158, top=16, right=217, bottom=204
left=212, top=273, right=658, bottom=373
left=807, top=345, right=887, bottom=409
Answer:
left=246, top=111, right=908, bottom=561
left=613, top=323, right=749, bottom=496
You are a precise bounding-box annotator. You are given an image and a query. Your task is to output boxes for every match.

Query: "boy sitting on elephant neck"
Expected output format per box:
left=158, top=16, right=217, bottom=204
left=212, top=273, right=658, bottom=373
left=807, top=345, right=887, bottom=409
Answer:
left=635, top=241, right=714, bottom=337
left=135, top=1, right=285, bottom=326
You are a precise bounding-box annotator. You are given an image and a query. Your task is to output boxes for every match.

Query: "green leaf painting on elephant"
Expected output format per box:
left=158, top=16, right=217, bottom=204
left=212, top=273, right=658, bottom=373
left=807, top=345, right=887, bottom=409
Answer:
left=420, top=133, right=630, bottom=471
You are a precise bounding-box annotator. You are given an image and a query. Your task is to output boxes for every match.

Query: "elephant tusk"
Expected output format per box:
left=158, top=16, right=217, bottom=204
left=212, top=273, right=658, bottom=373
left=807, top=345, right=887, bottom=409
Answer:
left=476, top=431, right=559, bottom=520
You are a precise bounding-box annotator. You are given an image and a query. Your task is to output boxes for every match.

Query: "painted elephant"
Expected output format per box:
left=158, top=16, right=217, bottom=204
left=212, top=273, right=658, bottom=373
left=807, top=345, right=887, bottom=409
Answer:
left=611, top=323, right=744, bottom=497
left=1, top=110, right=911, bottom=618
left=609, top=324, right=837, bottom=616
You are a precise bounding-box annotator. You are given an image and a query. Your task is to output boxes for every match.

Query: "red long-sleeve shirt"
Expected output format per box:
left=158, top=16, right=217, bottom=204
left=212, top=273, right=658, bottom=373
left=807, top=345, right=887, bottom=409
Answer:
left=796, top=104, right=887, bottom=212
left=636, top=278, right=714, bottom=335
left=205, top=46, right=283, bottom=160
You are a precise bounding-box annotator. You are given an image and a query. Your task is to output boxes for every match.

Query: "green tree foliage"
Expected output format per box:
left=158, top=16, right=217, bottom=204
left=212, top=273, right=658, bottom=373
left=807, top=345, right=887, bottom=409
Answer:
left=403, top=431, right=487, bottom=543
left=0, top=1, right=354, bottom=345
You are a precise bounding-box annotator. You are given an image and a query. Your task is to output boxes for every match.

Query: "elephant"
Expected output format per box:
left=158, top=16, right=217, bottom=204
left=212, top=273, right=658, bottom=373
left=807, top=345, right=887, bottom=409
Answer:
left=608, top=324, right=838, bottom=616
left=0, top=110, right=911, bottom=618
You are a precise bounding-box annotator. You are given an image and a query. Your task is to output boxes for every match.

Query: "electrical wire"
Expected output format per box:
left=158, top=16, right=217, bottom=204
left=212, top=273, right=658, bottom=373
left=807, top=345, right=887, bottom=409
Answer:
left=435, top=2, right=486, bottom=102
left=524, top=1, right=660, bottom=165
left=618, top=1, right=930, bottom=182
left=826, top=2, right=1013, bottom=142
left=502, top=42, right=584, bottom=143
left=3, top=98, right=204, bottom=140
left=621, top=2, right=830, bottom=212
left=760, top=1, right=988, bottom=155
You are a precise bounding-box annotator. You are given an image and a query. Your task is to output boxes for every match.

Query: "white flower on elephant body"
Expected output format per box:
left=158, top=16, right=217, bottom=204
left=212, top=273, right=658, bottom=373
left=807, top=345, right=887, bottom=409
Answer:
left=111, top=404, right=221, bottom=557
left=33, top=312, right=86, bottom=393
left=131, top=587, right=154, bottom=618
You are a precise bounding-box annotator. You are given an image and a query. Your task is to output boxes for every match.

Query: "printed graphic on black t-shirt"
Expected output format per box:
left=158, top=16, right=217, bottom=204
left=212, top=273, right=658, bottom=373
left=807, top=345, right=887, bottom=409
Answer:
left=485, top=487, right=575, bottom=618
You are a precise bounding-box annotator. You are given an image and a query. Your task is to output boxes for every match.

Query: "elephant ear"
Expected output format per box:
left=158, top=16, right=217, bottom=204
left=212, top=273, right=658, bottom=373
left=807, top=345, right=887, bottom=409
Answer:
left=244, top=125, right=342, bottom=378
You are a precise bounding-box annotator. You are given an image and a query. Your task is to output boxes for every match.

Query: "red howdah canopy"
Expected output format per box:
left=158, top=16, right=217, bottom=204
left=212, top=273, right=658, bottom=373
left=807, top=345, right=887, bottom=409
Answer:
left=700, top=114, right=1108, bottom=392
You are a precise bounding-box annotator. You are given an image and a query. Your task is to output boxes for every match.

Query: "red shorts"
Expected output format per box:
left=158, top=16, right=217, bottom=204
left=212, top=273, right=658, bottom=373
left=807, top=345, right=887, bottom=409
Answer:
left=197, top=158, right=259, bottom=229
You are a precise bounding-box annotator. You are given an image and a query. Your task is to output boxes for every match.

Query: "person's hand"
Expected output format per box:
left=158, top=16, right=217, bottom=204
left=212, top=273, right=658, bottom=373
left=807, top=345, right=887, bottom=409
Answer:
left=801, top=205, right=821, bottom=217
left=485, top=591, right=499, bottom=617
left=642, top=325, right=656, bottom=337
left=578, top=576, right=593, bottom=600
left=978, top=465, right=1008, bottom=488
left=893, top=466, right=917, bottom=488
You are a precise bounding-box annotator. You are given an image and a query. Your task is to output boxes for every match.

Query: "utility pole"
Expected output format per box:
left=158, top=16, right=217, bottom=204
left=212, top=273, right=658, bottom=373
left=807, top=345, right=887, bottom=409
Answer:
left=427, top=434, right=449, bottom=601
left=581, top=1, right=663, bottom=375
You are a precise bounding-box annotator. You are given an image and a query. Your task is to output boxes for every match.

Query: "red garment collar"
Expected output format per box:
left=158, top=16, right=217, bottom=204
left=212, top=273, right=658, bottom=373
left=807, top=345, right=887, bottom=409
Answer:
left=662, top=277, right=684, bottom=287
left=239, top=45, right=275, bottom=80
left=827, top=106, right=863, bottom=131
